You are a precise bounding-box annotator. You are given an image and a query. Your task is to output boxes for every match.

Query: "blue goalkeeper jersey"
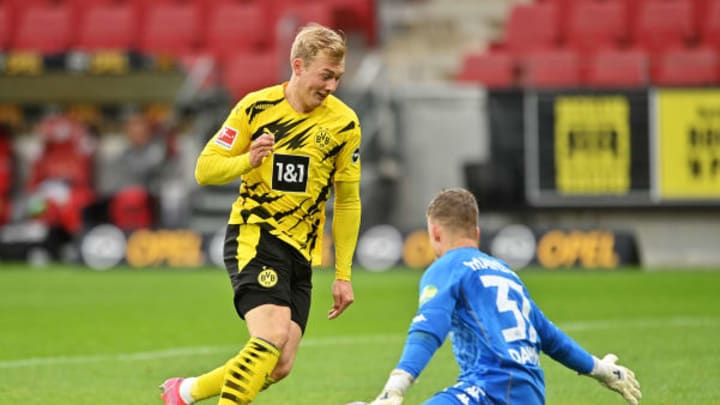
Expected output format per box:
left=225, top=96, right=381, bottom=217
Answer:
left=404, top=247, right=594, bottom=405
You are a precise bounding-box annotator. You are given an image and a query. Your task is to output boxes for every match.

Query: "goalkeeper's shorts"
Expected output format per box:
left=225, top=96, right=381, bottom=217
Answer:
left=224, top=223, right=312, bottom=333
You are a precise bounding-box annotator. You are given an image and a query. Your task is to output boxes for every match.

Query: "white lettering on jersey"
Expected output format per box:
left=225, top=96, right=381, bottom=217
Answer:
left=508, top=345, right=540, bottom=366
left=464, top=385, right=485, bottom=400
left=463, top=256, right=514, bottom=276
left=411, top=314, right=428, bottom=324
left=455, top=393, right=470, bottom=405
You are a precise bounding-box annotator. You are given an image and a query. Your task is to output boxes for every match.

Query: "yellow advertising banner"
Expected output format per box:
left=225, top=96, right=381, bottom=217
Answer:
left=658, top=90, right=720, bottom=199
left=554, top=96, right=631, bottom=195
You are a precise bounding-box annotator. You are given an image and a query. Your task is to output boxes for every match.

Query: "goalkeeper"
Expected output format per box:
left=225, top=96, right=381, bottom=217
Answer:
left=356, top=188, right=641, bottom=405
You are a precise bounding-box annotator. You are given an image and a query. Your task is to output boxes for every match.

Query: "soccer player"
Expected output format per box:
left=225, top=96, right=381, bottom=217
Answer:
left=355, top=189, right=641, bottom=405
left=161, top=23, right=361, bottom=405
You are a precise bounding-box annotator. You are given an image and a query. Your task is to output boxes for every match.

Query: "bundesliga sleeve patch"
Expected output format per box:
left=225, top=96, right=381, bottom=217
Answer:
left=215, top=125, right=239, bottom=149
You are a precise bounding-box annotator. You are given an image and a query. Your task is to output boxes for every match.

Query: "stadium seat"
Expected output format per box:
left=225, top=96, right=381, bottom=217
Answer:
left=700, top=0, right=720, bottom=49
left=566, top=0, right=627, bottom=54
left=76, top=3, right=137, bottom=51
left=505, top=3, right=559, bottom=55
left=223, top=51, right=280, bottom=101
left=692, top=0, right=713, bottom=30
left=0, top=4, right=11, bottom=50
left=653, top=47, right=719, bottom=85
left=276, top=2, right=334, bottom=28
left=204, top=2, right=269, bottom=60
left=326, top=0, right=377, bottom=45
left=537, top=0, right=576, bottom=36
left=585, top=49, right=649, bottom=88
left=109, top=186, right=154, bottom=231
left=12, top=4, right=73, bottom=53
left=523, top=49, right=581, bottom=88
left=140, top=3, right=201, bottom=56
left=634, top=0, right=694, bottom=55
left=456, top=51, right=515, bottom=89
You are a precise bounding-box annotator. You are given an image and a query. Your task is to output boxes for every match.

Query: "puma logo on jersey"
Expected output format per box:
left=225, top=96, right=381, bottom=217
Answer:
left=216, top=126, right=239, bottom=149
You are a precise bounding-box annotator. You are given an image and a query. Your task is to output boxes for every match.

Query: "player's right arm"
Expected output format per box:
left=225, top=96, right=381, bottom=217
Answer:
left=363, top=268, right=458, bottom=405
left=195, top=103, right=273, bottom=185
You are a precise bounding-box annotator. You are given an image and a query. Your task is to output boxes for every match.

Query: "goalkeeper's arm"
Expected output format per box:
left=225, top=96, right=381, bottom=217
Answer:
left=588, top=354, right=642, bottom=405
left=367, top=331, right=441, bottom=405
left=535, top=308, right=642, bottom=404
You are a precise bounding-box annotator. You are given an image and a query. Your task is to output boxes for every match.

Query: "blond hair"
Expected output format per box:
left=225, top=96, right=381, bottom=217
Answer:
left=426, top=188, right=479, bottom=238
left=290, top=23, right=346, bottom=64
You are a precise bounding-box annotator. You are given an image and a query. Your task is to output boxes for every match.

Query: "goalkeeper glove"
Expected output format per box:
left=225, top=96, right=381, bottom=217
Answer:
left=368, top=369, right=414, bottom=405
left=589, top=353, right=642, bottom=405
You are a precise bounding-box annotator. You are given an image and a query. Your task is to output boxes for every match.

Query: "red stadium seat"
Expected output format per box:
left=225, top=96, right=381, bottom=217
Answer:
left=277, top=2, right=333, bottom=27
left=13, top=4, right=73, bottom=53
left=634, top=0, right=694, bottom=55
left=700, top=0, right=720, bottom=49
left=140, top=3, right=201, bottom=56
left=585, top=49, right=649, bottom=88
left=205, top=3, right=269, bottom=60
left=76, top=3, right=137, bottom=51
left=566, top=0, right=627, bottom=54
left=0, top=4, right=11, bottom=49
left=109, top=186, right=154, bottom=231
left=505, top=3, right=559, bottom=55
left=653, top=47, right=719, bottom=85
left=223, top=51, right=280, bottom=101
left=326, top=0, right=377, bottom=45
left=537, top=0, right=576, bottom=36
left=456, top=51, right=515, bottom=88
left=524, top=49, right=581, bottom=88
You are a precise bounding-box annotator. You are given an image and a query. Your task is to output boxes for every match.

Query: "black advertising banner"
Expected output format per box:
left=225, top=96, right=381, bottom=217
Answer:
left=527, top=90, right=651, bottom=206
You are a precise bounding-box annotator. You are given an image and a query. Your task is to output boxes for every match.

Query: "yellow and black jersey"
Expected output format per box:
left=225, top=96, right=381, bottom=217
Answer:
left=196, top=83, right=361, bottom=264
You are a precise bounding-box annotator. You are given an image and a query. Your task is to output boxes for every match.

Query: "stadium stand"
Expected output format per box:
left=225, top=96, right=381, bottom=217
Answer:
left=0, top=3, right=11, bottom=50
left=139, top=3, right=201, bottom=56
left=222, top=51, right=280, bottom=101
left=653, top=46, right=719, bottom=85
left=523, top=48, right=581, bottom=88
left=633, top=0, right=694, bottom=56
left=700, top=0, right=720, bottom=50
left=76, top=3, right=138, bottom=51
left=456, top=51, right=515, bottom=88
left=585, top=48, right=649, bottom=88
left=12, top=4, right=73, bottom=53
left=276, top=1, right=335, bottom=29
left=504, top=3, right=559, bottom=56
left=204, top=2, right=268, bottom=60
left=565, top=0, right=627, bottom=54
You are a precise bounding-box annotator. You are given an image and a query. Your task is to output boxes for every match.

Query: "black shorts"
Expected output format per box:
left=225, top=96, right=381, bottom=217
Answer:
left=223, top=224, right=312, bottom=333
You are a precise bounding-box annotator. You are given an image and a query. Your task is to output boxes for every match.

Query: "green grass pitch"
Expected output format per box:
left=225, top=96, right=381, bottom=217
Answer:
left=1, top=265, right=719, bottom=404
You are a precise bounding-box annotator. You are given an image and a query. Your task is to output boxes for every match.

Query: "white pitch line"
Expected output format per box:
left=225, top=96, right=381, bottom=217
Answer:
left=0, top=317, right=717, bottom=369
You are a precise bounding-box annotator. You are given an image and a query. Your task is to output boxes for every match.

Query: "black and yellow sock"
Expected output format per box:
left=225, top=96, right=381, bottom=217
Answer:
left=219, top=337, right=280, bottom=405
left=190, top=363, right=225, bottom=401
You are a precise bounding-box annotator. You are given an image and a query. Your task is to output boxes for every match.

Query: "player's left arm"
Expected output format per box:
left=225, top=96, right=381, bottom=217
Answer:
left=328, top=180, right=360, bottom=320
left=532, top=303, right=642, bottom=404
left=328, top=116, right=361, bottom=320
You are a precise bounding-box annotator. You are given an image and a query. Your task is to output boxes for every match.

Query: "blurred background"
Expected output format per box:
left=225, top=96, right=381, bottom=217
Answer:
left=0, top=0, right=719, bottom=272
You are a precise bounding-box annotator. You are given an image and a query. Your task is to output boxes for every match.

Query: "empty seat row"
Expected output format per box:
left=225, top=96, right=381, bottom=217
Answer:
left=457, top=47, right=719, bottom=88
left=502, top=0, right=720, bottom=56
left=0, top=0, right=376, bottom=55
